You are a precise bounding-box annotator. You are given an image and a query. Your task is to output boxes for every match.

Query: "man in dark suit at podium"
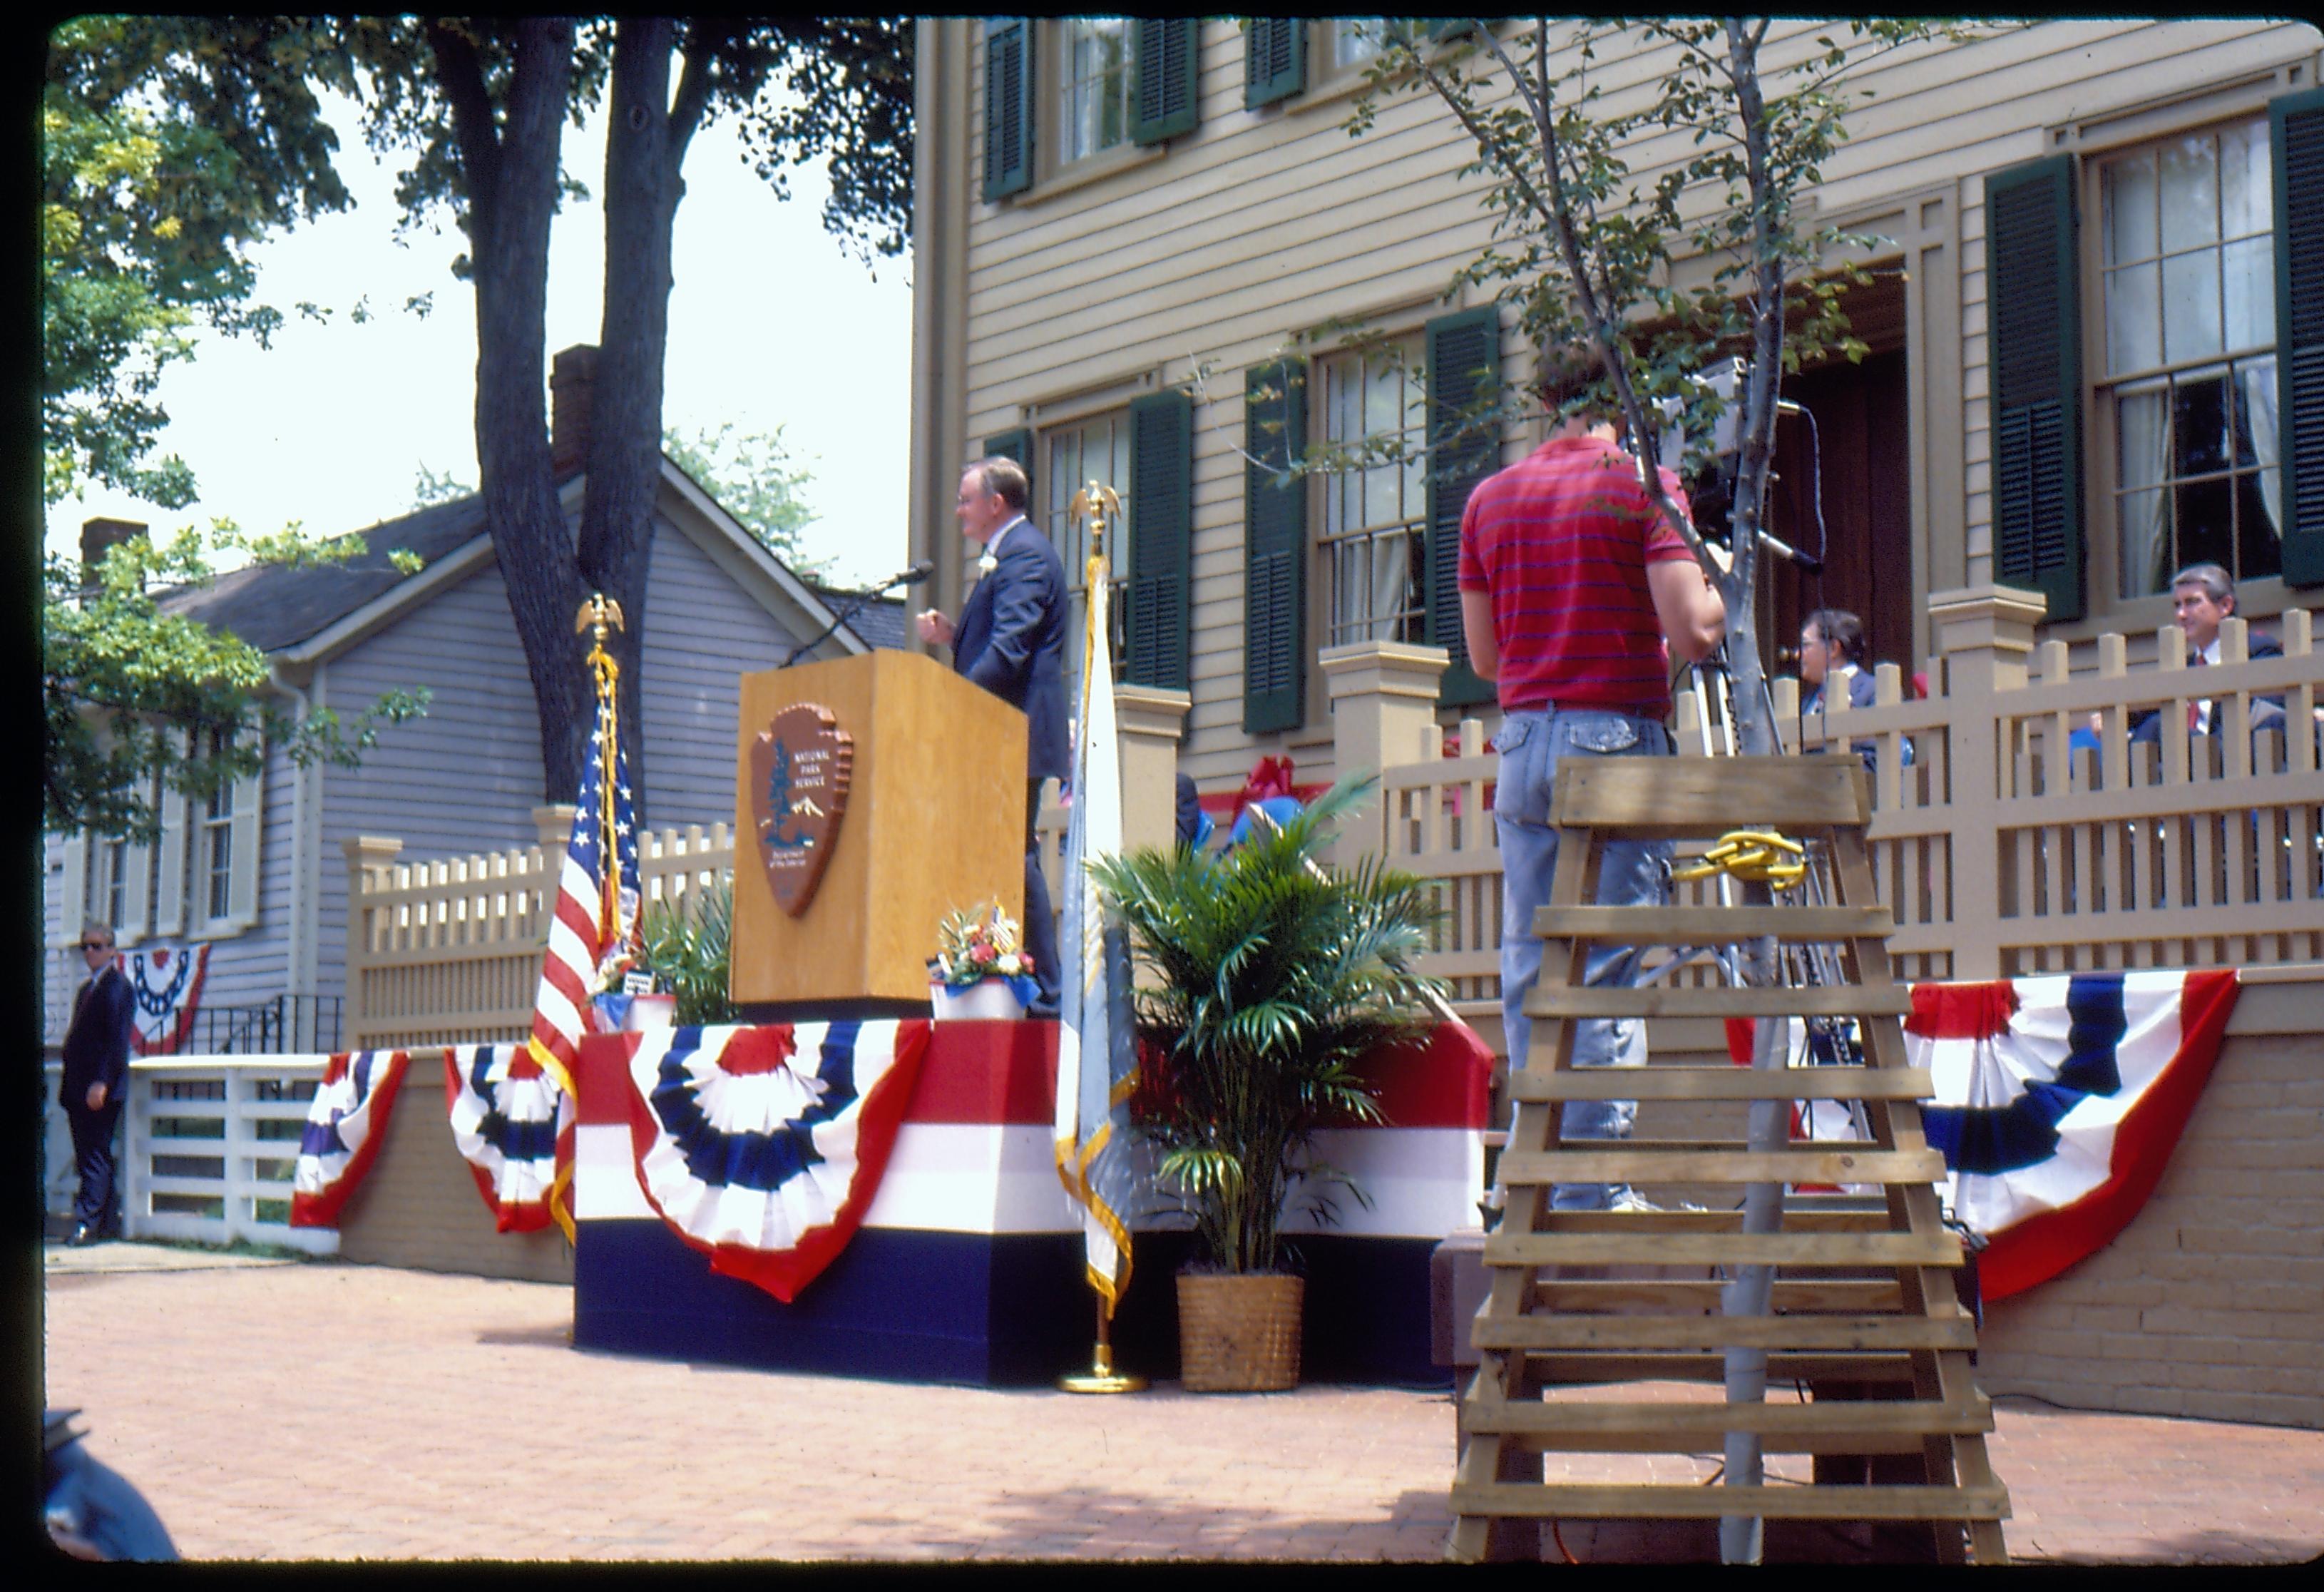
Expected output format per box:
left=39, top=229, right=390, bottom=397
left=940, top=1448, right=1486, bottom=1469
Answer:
left=914, top=456, right=1069, bottom=1014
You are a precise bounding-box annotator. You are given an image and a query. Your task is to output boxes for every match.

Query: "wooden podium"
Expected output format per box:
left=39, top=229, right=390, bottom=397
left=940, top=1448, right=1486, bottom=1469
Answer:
left=732, top=650, right=1027, bottom=1011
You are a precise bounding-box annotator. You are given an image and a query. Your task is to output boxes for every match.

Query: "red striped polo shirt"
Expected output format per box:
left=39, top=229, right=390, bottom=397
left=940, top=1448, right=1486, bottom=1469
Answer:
left=1456, top=434, right=1695, bottom=715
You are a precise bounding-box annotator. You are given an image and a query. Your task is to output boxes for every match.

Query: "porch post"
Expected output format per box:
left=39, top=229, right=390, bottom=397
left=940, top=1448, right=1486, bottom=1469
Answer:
left=342, top=835, right=404, bottom=1053
left=1319, top=641, right=1450, bottom=867
left=1924, top=583, right=2045, bottom=981
left=1114, top=685, right=1190, bottom=857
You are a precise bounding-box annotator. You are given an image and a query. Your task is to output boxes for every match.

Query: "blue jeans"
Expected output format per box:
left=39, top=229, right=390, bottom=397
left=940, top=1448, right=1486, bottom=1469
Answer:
left=1494, top=708, right=1673, bottom=1210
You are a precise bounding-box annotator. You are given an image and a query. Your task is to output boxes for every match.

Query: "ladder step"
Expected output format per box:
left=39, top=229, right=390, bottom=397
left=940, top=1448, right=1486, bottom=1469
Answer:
left=1458, top=1395, right=1993, bottom=1440
left=1535, top=1209, right=1893, bottom=1234
left=1507, top=1066, right=1933, bottom=1101
left=1531, top=904, right=1895, bottom=942
left=1449, top=1481, right=2010, bottom=1523
left=1471, top=1312, right=1976, bottom=1353
left=1525, top=985, right=1913, bottom=1019
left=1529, top=1280, right=1905, bottom=1312
left=1550, top=757, right=1871, bottom=834
left=1514, top=1353, right=1921, bottom=1384
left=1498, top=1148, right=1950, bottom=1186
left=1484, top=1230, right=1963, bottom=1267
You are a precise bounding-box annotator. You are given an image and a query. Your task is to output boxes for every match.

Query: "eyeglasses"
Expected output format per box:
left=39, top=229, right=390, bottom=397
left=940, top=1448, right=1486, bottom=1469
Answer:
left=78, top=940, right=111, bottom=951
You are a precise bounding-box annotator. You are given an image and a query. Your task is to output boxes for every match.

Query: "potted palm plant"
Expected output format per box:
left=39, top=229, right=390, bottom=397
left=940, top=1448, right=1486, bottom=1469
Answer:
left=635, top=879, right=737, bottom=1026
left=1089, top=774, right=1446, bottom=1391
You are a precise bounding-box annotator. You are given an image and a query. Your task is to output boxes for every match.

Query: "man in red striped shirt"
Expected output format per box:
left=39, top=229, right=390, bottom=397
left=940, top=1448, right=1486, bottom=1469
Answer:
left=1460, top=354, right=1725, bottom=1211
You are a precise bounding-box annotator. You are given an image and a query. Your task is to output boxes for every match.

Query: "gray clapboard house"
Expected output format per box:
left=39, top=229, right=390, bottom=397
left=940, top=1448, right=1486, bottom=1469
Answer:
left=44, top=347, right=900, bottom=1052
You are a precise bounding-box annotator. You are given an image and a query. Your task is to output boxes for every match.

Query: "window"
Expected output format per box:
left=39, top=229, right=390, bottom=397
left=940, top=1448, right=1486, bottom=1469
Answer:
left=983, top=19, right=1200, bottom=202
left=1319, top=345, right=1428, bottom=646
left=1329, top=19, right=1383, bottom=70
left=202, top=769, right=235, bottom=923
left=2097, top=119, right=2282, bottom=597
left=1061, top=19, right=1136, bottom=164
left=98, top=835, right=129, bottom=932
left=1043, top=411, right=1133, bottom=678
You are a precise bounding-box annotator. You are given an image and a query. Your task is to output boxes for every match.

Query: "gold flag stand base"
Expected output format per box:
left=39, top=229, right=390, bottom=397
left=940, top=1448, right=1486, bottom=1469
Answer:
left=1058, top=1297, right=1145, bottom=1394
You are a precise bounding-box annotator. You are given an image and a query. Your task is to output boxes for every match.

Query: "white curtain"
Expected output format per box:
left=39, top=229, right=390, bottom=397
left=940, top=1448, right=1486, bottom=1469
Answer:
left=2241, top=360, right=2283, bottom=543
left=2116, top=386, right=2172, bottom=597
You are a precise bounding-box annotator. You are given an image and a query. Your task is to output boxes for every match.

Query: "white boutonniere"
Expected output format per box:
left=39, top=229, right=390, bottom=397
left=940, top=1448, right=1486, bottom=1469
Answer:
left=977, top=551, right=998, bottom=575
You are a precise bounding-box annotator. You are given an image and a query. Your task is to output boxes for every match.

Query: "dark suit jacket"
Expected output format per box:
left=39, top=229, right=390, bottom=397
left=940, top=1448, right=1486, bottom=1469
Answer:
left=953, top=519, right=1071, bottom=780
left=61, top=964, right=135, bottom=1104
left=2127, top=635, right=2285, bottom=744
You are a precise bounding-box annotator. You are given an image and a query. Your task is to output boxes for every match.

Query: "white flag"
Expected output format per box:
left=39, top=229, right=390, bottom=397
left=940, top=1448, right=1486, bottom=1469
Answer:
left=1053, top=552, right=1141, bottom=1316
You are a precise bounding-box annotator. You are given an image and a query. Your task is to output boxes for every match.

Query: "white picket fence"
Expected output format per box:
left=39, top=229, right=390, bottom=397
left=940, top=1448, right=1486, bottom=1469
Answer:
left=43, top=1057, right=339, bottom=1256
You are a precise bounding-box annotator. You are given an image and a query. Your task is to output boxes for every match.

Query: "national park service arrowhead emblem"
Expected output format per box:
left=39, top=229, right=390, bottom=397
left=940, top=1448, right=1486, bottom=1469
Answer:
left=749, top=703, right=853, bottom=917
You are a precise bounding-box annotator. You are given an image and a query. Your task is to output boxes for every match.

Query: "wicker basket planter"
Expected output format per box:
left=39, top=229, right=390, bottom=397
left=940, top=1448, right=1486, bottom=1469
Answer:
left=1176, top=1272, right=1304, bottom=1392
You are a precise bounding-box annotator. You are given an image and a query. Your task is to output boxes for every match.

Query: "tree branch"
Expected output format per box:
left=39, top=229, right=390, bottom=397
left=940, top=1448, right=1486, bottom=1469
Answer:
left=667, top=21, right=721, bottom=170
left=421, top=19, right=500, bottom=214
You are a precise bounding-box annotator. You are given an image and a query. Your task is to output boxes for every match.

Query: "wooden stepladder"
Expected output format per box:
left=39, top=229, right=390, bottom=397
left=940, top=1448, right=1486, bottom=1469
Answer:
left=1449, top=756, right=2010, bottom=1563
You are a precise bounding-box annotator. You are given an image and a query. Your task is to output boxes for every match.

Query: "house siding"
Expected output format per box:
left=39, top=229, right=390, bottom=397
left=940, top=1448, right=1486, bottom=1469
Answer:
left=921, top=17, right=2323, bottom=795
left=635, top=506, right=806, bottom=829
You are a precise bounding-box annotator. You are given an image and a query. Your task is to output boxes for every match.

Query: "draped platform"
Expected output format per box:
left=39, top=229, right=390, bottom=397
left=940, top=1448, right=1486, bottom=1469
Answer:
left=572, top=1019, right=1493, bottom=1386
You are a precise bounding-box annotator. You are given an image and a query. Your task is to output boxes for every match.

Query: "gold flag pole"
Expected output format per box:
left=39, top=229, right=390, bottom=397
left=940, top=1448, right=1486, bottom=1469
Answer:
left=1057, top=481, right=1143, bottom=1396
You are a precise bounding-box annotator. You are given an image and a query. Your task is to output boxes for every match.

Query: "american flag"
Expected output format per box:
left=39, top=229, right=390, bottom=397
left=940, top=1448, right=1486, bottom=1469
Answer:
left=521, top=698, right=642, bottom=1240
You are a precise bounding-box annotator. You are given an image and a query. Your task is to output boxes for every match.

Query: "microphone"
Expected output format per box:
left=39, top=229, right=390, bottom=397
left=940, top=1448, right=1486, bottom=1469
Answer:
left=1752, top=529, right=1823, bottom=576
left=887, top=561, right=935, bottom=588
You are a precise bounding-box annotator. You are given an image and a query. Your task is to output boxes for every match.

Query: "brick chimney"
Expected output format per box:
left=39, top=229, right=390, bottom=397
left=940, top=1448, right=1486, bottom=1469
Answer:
left=550, top=344, right=598, bottom=476
left=81, top=518, right=148, bottom=591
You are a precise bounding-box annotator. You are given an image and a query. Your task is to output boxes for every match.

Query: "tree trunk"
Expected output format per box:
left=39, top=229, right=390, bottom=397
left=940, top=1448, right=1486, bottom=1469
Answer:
left=446, top=19, right=594, bottom=807
left=578, top=18, right=687, bottom=826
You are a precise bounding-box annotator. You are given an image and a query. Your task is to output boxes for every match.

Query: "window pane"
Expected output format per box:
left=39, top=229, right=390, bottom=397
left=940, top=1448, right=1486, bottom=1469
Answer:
left=2222, top=235, right=2273, bottom=351
left=2116, top=384, right=2169, bottom=491
left=2220, top=120, right=2271, bottom=238
left=1373, top=531, right=1411, bottom=640
left=2236, top=470, right=2283, bottom=582
left=2157, top=133, right=2220, bottom=251
left=2236, top=356, right=2278, bottom=470
left=1334, top=20, right=1380, bottom=68
left=2103, top=147, right=2159, bottom=265
left=2160, top=250, right=2223, bottom=364
left=2118, top=485, right=2169, bottom=598
left=2173, top=474, right=2235, bottom=573
left=2104, top=262, right=2162, bottom=373
left=2171, top=373, right=2231, bottom=479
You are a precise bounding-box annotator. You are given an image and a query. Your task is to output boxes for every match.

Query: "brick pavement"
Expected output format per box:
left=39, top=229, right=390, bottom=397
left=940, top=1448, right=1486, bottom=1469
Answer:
left=39, top=1247, right=2324, bottom=1563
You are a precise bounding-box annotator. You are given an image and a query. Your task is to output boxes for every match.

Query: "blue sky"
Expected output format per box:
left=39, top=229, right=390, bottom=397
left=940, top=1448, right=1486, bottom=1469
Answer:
left=50, top=85, right=913, bottom=590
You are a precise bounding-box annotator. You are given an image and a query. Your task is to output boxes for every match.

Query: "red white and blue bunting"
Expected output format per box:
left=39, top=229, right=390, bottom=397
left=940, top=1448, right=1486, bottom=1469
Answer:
left=1908, top=969, right=2238, bottom=1300
left=117, top=944, right=210, bottom=1057
left=1728, top=969, right=2240, bottom=1300
left=446, top=1044, right=574, bottom=1235
left=290, top=1050, right=411, bottom=1228
left=623, top=1020, right=932, bottom=1302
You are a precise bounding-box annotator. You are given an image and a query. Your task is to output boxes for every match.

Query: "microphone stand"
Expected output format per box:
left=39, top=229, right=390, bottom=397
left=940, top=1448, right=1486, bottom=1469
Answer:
left=781, top=571, right=921, bottom=667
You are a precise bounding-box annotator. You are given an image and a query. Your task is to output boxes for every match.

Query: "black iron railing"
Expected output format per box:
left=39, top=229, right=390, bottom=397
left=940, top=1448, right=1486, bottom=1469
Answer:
left=178, top=996, right=344, bottom=1056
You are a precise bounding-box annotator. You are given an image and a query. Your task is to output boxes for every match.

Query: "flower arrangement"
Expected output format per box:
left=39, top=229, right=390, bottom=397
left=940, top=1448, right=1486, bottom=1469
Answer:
left=928, top=902, right=1035, bottom=989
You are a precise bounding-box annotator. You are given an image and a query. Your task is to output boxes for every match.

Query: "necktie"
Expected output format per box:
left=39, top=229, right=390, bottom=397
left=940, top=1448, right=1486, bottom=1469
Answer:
left=2187, top=650, right=2206, bottom=733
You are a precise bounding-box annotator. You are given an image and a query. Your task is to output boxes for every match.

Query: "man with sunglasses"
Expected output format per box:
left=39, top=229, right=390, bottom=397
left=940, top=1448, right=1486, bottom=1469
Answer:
left=60, top=922, right=135, bottom=1245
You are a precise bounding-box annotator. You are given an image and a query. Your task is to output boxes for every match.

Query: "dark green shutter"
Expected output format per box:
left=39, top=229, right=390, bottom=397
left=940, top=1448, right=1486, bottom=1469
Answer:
left=1424, top=307, right=1501, bottom=708
left=981, top=428, right=1032, bottom=469
left=1984, top=155, right=2085, bottom=623
left=1244, top=19, right=1305, bottom=108
left=983, top=18, right=1034, bottom=200
left=1127, top=389, right=1193, bottom=689
left=1132, top=19, right=1200, bottom=146
left=1243, top=359, right=1308, bottom=732
left=2273, top=86, right=2324, bottom=587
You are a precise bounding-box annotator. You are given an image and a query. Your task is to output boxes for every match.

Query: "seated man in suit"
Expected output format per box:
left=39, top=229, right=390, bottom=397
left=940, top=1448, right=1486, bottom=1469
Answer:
left=2119, top=563, right=2291, bottom=745
left=914, top=456, right=1069, bottom=1014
